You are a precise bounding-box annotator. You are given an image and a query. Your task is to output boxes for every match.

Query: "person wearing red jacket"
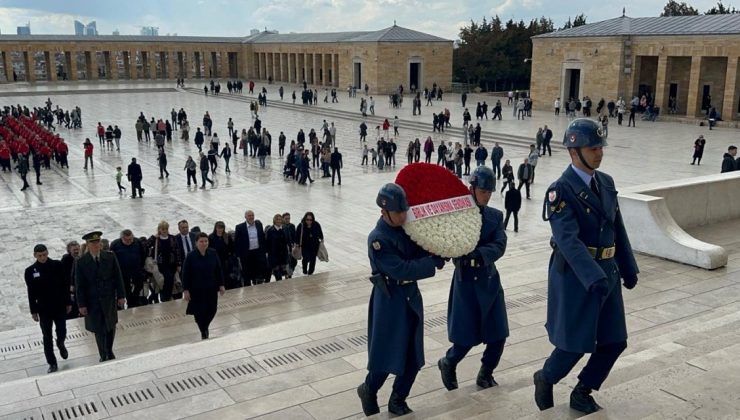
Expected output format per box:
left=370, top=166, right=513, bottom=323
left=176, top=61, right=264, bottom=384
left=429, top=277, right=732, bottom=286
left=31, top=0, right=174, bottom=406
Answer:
left=56, top=140, right=69, bottom=168
left=0, top=142, right=11, bottom=172
left=83, top=138, right=94, bottom=170
left=96, top=123, right=105, bottom=146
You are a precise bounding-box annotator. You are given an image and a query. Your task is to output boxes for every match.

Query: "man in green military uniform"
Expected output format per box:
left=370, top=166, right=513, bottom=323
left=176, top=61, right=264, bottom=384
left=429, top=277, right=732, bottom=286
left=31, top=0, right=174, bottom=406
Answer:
left=75, top=231, right=126, bottom=362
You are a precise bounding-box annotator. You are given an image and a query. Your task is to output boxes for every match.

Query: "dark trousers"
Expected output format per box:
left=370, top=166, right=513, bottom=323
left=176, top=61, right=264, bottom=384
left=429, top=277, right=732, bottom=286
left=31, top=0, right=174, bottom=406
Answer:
left=124, top=275, right=144, bottom=308
left=194, top=311, right=216, bottom=335
left=159, top=164, right=169, bottom=178
left=628, top=113, right=636, bottom=127
left=158, top=264, right=176, bottom=301
left=492, top=160, right=501, bottom=178
left=331, top=167, right=341, bottom=185
left=20, top=173, right=29, bottom=189
left=94, top=329, right=116, bottom=360
left=201, top=170, right=213, bottom=187
left=542, top=142, right=551, bottom=156
left=445, top=339, right=505, bottom=368
left=186, top=170, right=197, bottom=186
left=240, top=251, right=266, bottom=286
left=131, top=179, right=143, bottom=197
left=517, top=180, right=531, bottom=198
left=302, top=255, right=317, bottom=275
left=504, top=210, right=519, bottom=231
left=365, top=314, right=419, bottom=399
left=39, top=314, right=66, bottom=366
left=542, top=341, right=627, bottom=390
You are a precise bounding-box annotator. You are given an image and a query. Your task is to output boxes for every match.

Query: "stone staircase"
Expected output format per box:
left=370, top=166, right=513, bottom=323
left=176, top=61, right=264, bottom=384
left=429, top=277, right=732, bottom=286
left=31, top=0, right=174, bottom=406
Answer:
left=179, top=87, right=550, bottom=152
left=1, top=232, right=740, bottom=418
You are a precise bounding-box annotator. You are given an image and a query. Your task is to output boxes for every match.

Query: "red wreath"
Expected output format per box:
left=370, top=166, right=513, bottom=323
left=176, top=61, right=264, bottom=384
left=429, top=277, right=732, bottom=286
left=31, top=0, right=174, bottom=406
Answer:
left=395, top=163, right=470, bottom=206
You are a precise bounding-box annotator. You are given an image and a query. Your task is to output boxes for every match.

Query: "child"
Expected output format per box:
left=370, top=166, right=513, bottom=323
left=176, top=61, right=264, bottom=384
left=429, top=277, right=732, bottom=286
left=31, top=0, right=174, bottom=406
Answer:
left=115, top=166, right=126, bottom=193
left=370, top=147, right=378, bottom=166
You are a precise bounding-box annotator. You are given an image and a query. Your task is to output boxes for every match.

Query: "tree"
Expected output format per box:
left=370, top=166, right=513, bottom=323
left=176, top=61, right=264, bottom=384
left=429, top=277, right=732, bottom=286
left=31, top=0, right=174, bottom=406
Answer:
left=573, top=14, right=587, bottom=27
left=706, top=1, right=739, bottom=14
left=661, top=0, right=699, bottom=16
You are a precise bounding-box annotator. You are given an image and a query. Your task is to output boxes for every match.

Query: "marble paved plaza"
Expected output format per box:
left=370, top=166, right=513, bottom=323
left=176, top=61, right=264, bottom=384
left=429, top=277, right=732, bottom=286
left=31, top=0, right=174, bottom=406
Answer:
left=1, top=81, right=740, bottom=419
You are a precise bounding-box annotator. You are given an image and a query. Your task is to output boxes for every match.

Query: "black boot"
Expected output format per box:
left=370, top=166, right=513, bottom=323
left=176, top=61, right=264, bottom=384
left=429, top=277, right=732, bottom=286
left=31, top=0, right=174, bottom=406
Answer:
left=533, top=370, right=554, bottom=411
left=476, top=365, right=498, bottom=389
left=356, top=383, right=379, bottom=416
left=438, top=357, right=458, bottom=390
left=570, top=382, right=602, bottom=414
left=388, top=393, right=413, bottom=416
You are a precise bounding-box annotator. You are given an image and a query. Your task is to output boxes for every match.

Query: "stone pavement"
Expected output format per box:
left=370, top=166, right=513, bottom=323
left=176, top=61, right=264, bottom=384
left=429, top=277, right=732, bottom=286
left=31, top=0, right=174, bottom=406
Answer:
left=0, top=81, right=739, bottom=418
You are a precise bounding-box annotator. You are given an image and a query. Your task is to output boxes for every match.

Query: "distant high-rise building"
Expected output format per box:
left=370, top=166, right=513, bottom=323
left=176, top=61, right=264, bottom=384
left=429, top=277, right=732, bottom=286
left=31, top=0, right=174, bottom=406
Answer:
left=16, top=23, right=30, bottom=35
left=112, top=29, right=120, bottom=36
left=250, top=29, right=260, bottom=35
left=74, top=20, right=84, bottom=35
left=85, top=21, right=97, bottom=36
left=140, top=26, right=159, bottom=36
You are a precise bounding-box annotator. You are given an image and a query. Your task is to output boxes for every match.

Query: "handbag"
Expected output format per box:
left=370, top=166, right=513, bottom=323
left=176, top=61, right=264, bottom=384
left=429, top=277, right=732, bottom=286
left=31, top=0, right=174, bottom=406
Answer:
left=317, top=240, right=329, bottom=262
left=291, top=225, right=304, bottom=260
left=172, top=271, right=184, bottom=295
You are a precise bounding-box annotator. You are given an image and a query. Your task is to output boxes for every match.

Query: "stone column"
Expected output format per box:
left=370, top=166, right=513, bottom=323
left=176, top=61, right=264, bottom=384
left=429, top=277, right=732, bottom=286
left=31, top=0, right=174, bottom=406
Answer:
left=722, top=58, right=738, bottom=121
left=203, top=51, right=212, bottom=79
left=213, top=51, right=221, bottom=78
left=129, top=51, right=138, bottom=80
left=105, top=51, right=119, bottom=80
left=304, top=53, right=312, bottom=85
left=271, top=52, right=277, bottom=81
left=180, top=52, right=189, bottom=79
left=44, top=51, right=56, bottom=81
left=194, top=52, right=202, bottom=78
left=313, top=53, right=319, bottom=85
left=66, top=52, right=78, bottom=81
left=2, top=51, right=13, bottom=82
left=321, top=54, right=329, bottom=86
left=299, top=53, right=306, bottom=84
left=167, top=51, right=177, bottom=79
left=23, top=50, right=35, bottom=82
left=158, top=52, right=166, bottom=79
left=653, top=55, right=668, bottom=111
left=685, top=56, right=702, bottom=118
left=287, top=53, right=293, bottom=83
left=85, top=51, right=96, bottom=80
left=149, top=52, right=157, bottom=79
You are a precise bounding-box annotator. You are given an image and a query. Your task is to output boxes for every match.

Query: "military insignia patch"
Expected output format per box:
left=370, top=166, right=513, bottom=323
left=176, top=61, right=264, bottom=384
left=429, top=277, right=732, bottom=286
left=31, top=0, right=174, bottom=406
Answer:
left=372, top=241, right=381, bottom=251
left=569, top=134, right=576, bottom=143
left=548, top=190, right=557, bottom=202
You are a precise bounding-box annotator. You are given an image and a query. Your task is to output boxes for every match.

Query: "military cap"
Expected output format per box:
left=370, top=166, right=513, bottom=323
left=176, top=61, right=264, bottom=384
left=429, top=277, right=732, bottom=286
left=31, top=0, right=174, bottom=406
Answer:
left=469, top=166, right=496, bottom=192
left=562, top=118, right=608, bottom=148
left=82, top=231, right=103, bottom=242
left=376, top=183, right=409, bottom=212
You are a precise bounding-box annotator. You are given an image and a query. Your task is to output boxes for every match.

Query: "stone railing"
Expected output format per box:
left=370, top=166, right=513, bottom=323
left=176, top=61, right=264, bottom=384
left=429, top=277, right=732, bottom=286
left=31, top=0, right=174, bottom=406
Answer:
left=619, top=172, right=740, bottom=269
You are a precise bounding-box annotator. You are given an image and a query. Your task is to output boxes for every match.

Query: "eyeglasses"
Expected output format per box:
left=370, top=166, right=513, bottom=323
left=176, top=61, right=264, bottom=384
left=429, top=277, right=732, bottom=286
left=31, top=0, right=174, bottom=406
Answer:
left=305, top=218, right=314, bottom=222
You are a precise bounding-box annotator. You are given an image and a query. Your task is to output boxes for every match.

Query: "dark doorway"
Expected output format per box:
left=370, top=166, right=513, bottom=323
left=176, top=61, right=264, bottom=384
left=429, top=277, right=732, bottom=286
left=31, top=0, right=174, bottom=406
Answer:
left=669, top=83, right=678, bottom=100
left=702, top=84, right=712, bottom=111
left=409, top=62, right=420, bottom=90
left=565, top=69, right=580, bottom=100
left=353, top=62, right=362, bottom=89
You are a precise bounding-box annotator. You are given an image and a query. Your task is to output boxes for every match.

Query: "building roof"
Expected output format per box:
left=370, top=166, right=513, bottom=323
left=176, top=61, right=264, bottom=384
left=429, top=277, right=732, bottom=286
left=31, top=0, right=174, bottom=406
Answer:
left=246, top=25, right=450, bottom=43
left=534, top=14, right=740, bottom=38
left=0, top=34, right=242, bottom=43
left=0, top=25, right=450, bottom=44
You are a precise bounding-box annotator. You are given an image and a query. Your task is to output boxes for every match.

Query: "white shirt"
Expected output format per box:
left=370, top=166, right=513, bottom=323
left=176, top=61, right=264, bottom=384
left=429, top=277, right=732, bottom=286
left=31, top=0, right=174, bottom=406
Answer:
left=247, top=223, right=259, bottom=250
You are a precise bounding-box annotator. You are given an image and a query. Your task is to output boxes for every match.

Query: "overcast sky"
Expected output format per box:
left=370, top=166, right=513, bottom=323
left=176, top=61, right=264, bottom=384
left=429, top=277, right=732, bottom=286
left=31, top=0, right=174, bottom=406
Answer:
left=0, top=0, right=730, bottom=40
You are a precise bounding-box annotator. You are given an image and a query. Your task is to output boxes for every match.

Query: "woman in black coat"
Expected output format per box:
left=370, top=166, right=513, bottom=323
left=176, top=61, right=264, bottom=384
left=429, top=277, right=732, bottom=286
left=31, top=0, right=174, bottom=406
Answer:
left=295, top=211, right=323, bottom=275
left=265, top=214, right=290, bottom=281
left=147, top=221, right=182, bottom=302
left=183, top=233, right=225, bottom=339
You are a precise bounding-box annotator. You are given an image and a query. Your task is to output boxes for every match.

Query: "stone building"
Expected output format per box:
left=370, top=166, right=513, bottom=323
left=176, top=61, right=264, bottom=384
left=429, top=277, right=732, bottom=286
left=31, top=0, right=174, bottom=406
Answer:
left=530, top=14, right=740, bottom=122
left=0, top=25, right=452, bottom=94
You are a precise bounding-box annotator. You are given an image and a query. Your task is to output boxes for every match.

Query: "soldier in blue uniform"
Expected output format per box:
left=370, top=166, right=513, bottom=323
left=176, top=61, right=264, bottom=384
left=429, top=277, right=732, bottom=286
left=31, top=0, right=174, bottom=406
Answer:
left=438, top=166, right=509, bottom=390
left=357, top=183, right=446, bottom=416
left=533, top=119, right=639, bottom=414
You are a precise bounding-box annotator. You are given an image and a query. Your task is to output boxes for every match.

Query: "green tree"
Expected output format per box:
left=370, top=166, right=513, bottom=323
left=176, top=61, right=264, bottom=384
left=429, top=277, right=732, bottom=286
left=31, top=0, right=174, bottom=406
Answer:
left=706, top=1, right=739, bottom=14
left=660, top=0, right=699, bottom=16
left=573, top=14, right=588, bottom=27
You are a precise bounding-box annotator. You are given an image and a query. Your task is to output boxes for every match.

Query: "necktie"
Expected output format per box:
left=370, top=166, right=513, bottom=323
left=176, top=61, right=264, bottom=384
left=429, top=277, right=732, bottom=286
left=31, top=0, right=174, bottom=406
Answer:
left=185, top=236, right=191, bottom=253
left=95, top=257, right=99, bottom=267
left=590, top=177, right=600, bottom=196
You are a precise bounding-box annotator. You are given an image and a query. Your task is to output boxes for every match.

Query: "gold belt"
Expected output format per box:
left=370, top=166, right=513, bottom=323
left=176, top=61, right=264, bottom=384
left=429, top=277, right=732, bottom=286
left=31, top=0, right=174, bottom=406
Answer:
left=587, top=246, right=616, bottom=260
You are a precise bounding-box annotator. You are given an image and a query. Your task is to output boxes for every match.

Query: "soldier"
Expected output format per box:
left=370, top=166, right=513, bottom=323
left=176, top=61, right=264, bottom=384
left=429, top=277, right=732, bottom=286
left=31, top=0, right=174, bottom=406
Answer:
left=357, top=183, right=445, bottom=416
left=534, top=119, right=639, bottom=414
left=75, top=231, right=126, bottom=362
left=438, top=166, right=509, bottom=391
left=24, top=244, right=71, bottom=373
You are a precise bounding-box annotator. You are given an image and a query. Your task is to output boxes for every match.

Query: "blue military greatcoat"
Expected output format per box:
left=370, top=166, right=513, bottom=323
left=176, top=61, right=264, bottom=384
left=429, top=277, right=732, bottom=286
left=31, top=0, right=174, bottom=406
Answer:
left=447, top=205, right=509, bottom=346
left=367, top=217, right=438, bottom=375
left=544, top=166, right=639, bottom=353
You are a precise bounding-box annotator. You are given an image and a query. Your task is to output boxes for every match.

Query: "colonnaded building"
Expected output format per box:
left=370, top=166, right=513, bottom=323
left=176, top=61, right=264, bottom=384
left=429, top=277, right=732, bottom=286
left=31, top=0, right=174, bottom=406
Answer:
left=530, top=14, right=740, bottom=123
left=0, top=25, right=452, bottom=94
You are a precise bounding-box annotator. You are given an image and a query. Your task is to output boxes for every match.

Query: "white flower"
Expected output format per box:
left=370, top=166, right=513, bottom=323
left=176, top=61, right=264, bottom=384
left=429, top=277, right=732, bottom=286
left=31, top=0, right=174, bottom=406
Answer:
left=403, top=207, right=481, bottom=258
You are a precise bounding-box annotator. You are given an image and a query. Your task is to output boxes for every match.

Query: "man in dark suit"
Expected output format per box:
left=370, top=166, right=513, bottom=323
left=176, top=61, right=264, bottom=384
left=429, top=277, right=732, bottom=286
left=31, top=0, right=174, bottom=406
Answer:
left=127, top=158, right=144, bottom=198
left=330, top=147, right=343, bottom=186
left=24, top=244, right=71, bottom=373
left=75, top=231, right=126, bottom=362
left=175, top=220, right=198, bottom=262
left=234, top=210, right=268, bottom=286
left=517, top=158, right=533, bottom=199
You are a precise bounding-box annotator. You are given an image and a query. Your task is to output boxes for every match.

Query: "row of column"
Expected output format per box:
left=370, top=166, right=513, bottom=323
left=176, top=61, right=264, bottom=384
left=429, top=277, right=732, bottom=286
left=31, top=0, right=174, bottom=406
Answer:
left=253, top=52, right=339, bottom=87
left=0, top=49, right=239, bottom=82
left=651, top=55, right=739, bottom=119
